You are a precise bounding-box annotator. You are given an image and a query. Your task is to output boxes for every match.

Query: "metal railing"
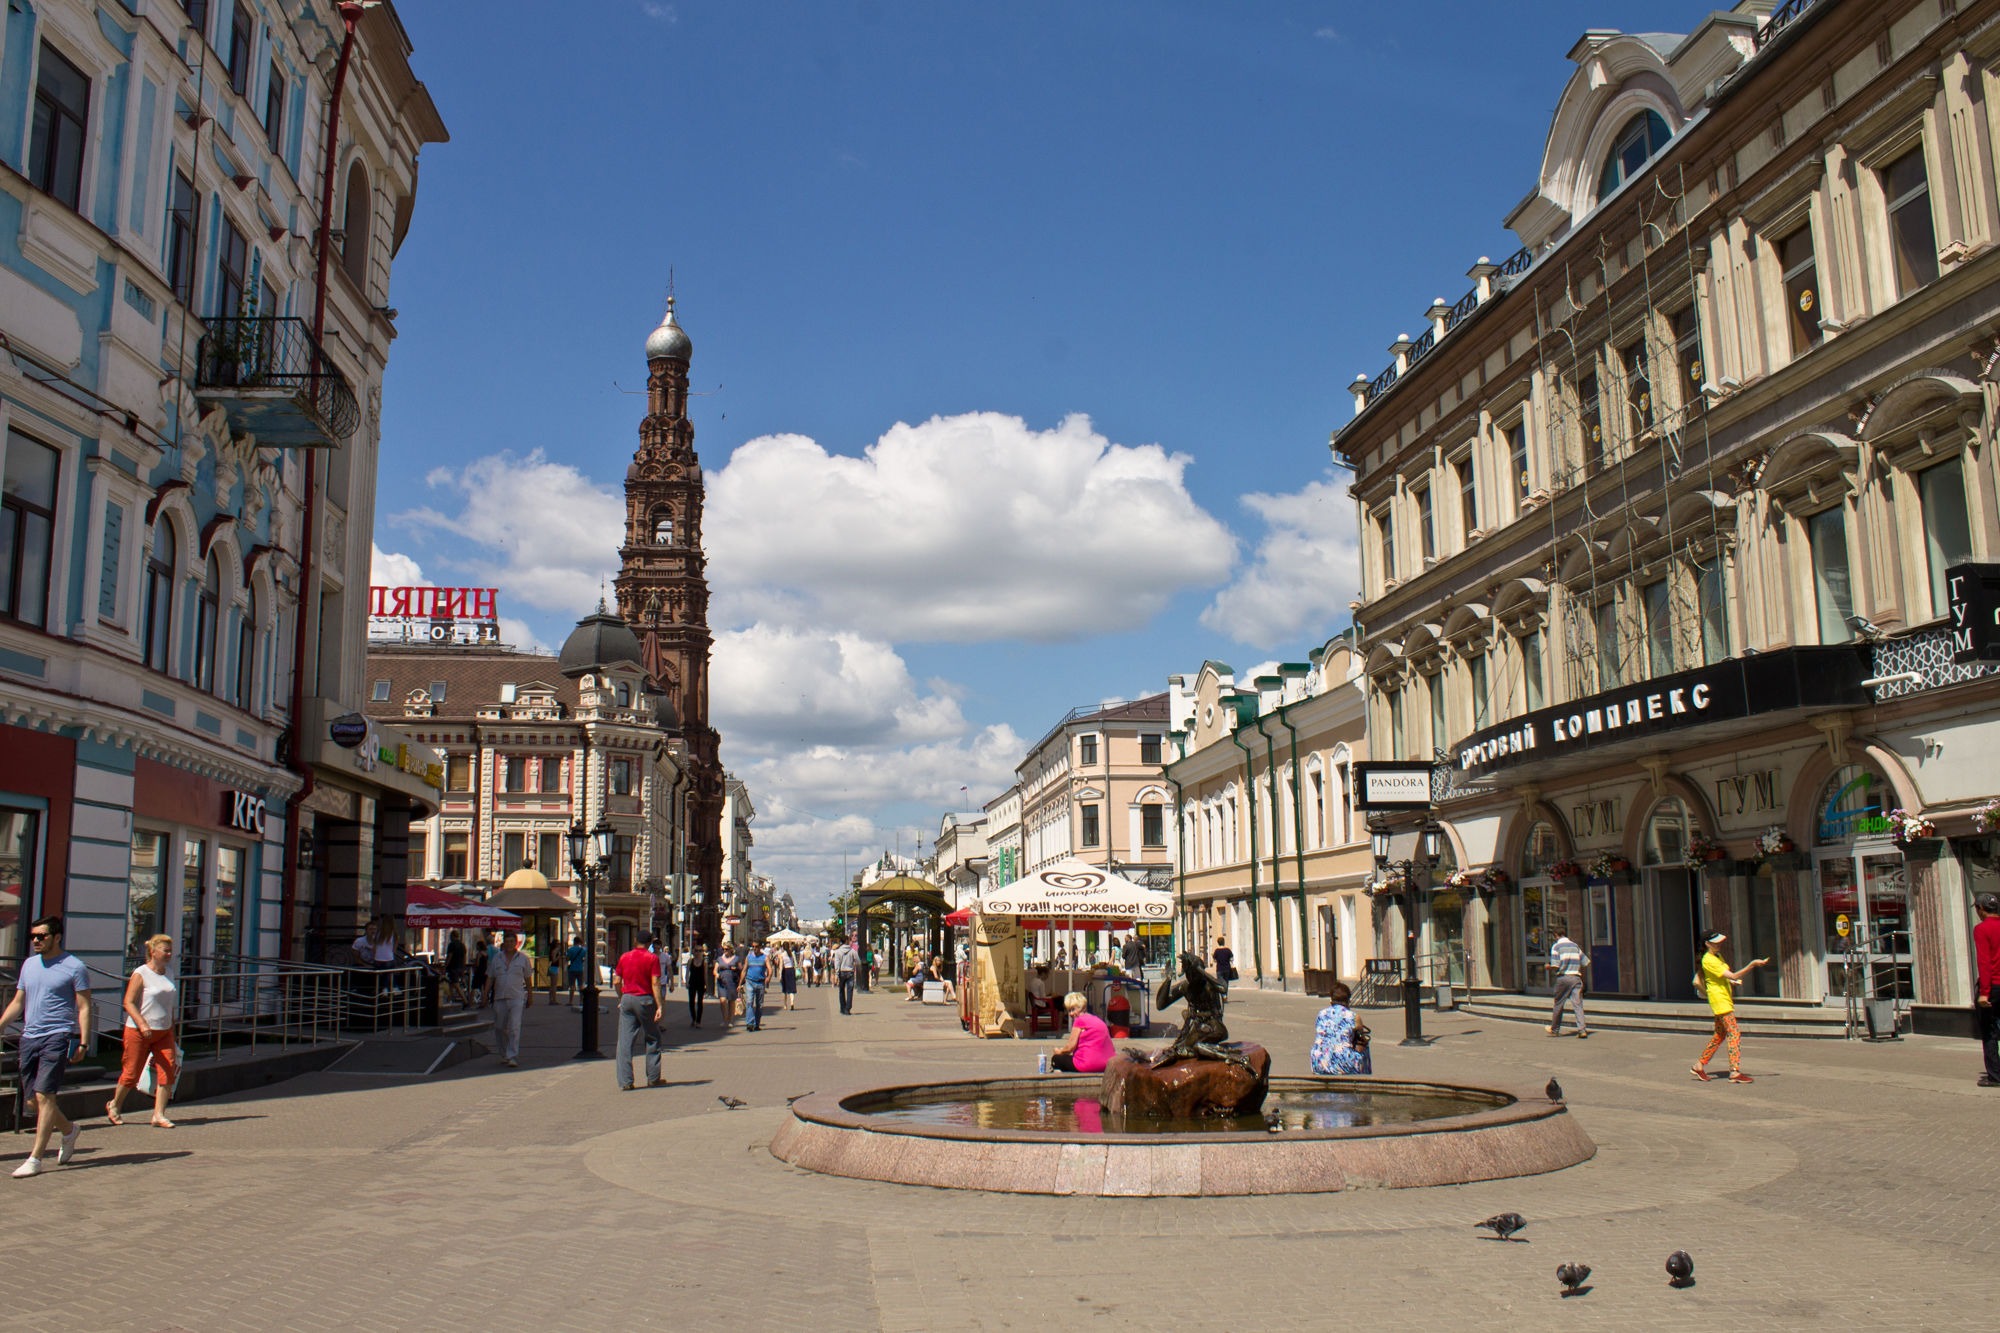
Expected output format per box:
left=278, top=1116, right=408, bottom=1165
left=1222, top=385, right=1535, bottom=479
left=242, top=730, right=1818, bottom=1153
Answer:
left=195, top=315, right=359, bottom=441
left=1756, top=0, right=1822, bottom=49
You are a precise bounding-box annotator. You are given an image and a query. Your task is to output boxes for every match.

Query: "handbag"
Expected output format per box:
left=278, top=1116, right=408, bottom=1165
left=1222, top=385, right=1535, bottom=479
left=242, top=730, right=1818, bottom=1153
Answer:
left=137, top=1040, right=182, bottom=1095
left=1352, top=1020, right=1372, bottom=1051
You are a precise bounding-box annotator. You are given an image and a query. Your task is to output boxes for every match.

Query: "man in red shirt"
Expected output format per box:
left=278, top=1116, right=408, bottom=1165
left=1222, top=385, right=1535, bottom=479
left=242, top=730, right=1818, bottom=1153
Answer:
left=613, top=930, right=667, bottom=1091
left=1975, top=894, right=2000, bottom=1088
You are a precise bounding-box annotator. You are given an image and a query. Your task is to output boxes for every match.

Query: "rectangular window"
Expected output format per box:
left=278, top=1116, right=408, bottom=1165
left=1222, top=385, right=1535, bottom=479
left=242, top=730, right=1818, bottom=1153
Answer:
left=1139, top=734, right=1162, bottom=765
left=1596, top=599, right=1620, bottom=689
left=1643, top=578, right=1673, bottom=678
left=1417, top=485, right=1436, bottom=561
left=442, top=831, right=469, bottom=880
left=1522, top=630, right=1545, bottom=712
left=407, top=831, right=427, bottom=880
left=538, top=831, right=562, bottom=879
left=1919, top=460, right=1973, bottom=618
left=502, top=832, right=527, bottom=876
left=0, top=432, right=60, bottom=629
left=1387, top=686, right=1405, bottom=760
left=212, top=844, right=242, bottom=968
left=427, top=679, right=447, bottom=702
left=167, top=170, right=197, bottom=306
left=1579, top=372, right=1603, bottom=466
left=1673, top=304, right=1703, bottom=415
left=179, top=837, right=206, bottom=963
left=216, top=217, right=249, bottom=320
left=29, top=44, right=89, bottom=210
left=612, top=834, right=634, bottom=892
left=125, top=828, right=167, bottom=969
left=1695, top=557, right=1730, bottom=664
left=1622, top=338, right=1652, bottom=434
left=1885, top=147, right=1939, bottom=296
left=609, top=756, right=633, bottom=796
left=539, top=756, right=564, bottom=794
left=371, top=678, right=390, bottom=702
left=1779, top=223, right=1823, bottom=355
left=1456, top=457, right=1477, bottom=538
left=1808, top=507, right=1855, bottom=643
left=1080, top=804, right=1101, bottom=848
left=1378, top=508, right=1396, bottom=582
left=194, top=572, right=218, bottom=691
left=1141, top=803, right=1165, bottom=847
left=1507, top=420, right=1530, bottom=499
left=1429, top=671, right=1447, bottom=752
left=263, top=61, right=286, bottom=156
left=1469, top=653, right=1490, bottom=730
left=234, top=615, right=254, bottom=709
left=1078, top=734, right=1097, bottom=766
left=98, top=502, right=123, bottom=620
left=501, top=756, right=528, bottom=793
left=181, top=0, right=210, bottom=40
left=143, top=524, right=173, bottom=672
left=228, top=5, right=254, bottom=96
left=0, top=806, right=42, bottom=964
left=446, top=753, right=473, bottom=792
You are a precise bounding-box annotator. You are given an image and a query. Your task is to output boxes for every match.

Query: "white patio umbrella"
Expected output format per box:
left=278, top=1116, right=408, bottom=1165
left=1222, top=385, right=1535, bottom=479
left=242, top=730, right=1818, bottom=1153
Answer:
left=975, top=859, right=1174, bottom=922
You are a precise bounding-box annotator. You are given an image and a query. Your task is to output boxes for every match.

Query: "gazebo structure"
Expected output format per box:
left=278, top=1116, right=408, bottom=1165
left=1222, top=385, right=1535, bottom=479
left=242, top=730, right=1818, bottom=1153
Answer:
left=852, top=872, right=953, bottom=991
left=487, top=865, right=575, bottom=988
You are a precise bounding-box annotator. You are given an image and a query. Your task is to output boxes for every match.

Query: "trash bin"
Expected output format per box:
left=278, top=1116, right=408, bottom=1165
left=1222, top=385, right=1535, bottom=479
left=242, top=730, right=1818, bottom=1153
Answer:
left=1864, top=998, right=1900, bottom=1039
left=1435, top=982, right=1456, bottom=1012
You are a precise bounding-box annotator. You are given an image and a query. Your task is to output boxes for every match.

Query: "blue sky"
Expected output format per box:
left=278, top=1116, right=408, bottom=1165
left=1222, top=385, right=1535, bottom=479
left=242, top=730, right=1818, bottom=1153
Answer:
left=372, top=1, right=1719, bottom=911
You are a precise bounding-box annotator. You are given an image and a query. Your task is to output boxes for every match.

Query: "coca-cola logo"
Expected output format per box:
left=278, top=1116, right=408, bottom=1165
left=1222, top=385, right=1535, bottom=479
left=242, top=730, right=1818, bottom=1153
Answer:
left=1041, top=872, right=1104, bottom=892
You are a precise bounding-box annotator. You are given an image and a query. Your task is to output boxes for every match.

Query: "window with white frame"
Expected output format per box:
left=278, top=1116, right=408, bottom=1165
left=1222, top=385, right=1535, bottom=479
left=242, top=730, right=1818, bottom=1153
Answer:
left=1506, top=419, right=1530, bottom=505
left=1643, top=578, right=1673, bottom=678
left=1416, top=484, right=1436, bottom=562
left=1, top=432, right=60, bottom=629
left=1883, top=146, right=1939, bottom=297
left=1520, top=627, right=1546, bottom=713
left=1455, top=455, right=1477, bottom=540
left=1695, top=556, right=1730, bottom=664
left=1807, top=507, right=1855, bottom=643
left=1918, top=459, right=1973, bottom=618
left=1467, top=651, right=1490, bottom=731
left=1376, top=507, right=1396, bottom=584
left=1673, top=303, right=1703, bottom=415
left=30, top=43, right=89, bottom=211
left=1778, top=223, right=1824, bottom=356
left=1595, top=599, right=1620, bottom=689
left=194, top=554, right=221, bottom=692
left=143, top=522, right=175, bottom=671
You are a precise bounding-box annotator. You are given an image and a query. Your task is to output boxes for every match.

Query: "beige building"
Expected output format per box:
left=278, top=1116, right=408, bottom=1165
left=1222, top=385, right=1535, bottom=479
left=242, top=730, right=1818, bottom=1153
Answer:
left=1017, top=695, right=1174, bottom=884
left=1166, top=637, right=1375, bottom=990
left=1337, top=0, right=2000, bottom=1034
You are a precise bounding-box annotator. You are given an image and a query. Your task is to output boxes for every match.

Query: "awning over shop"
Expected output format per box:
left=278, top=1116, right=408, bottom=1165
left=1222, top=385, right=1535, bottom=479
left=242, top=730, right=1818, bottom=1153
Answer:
left=976, top=859, right=1174, bottom=923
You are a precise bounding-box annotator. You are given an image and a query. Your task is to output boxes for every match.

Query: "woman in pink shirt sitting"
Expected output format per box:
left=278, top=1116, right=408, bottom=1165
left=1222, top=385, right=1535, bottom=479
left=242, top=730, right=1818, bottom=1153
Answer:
left=1050, top=992, right=1114, bottom=1073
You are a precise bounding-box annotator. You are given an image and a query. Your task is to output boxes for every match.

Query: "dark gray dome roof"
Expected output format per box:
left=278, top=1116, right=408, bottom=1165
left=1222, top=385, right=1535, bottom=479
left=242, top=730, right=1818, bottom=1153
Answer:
left=558, top=605, right=644, bottom=677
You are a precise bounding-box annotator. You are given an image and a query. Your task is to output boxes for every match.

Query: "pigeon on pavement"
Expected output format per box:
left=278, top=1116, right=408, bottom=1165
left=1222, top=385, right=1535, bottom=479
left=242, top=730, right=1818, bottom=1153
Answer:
left=1545, top=1077, right=1564, bottom=1104
left=1476, top=1212, right=1527, bottom=1242
left=1556, top=1263, right=1591, bottom=1296
left=717, top=1095, right=748, bottom=1110
left=1666, top=1250, right=1694, bottom=1287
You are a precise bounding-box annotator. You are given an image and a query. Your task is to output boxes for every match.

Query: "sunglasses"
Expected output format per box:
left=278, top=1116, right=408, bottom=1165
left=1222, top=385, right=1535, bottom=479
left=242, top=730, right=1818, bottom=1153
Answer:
left=29, top=933, right=53, bottom=943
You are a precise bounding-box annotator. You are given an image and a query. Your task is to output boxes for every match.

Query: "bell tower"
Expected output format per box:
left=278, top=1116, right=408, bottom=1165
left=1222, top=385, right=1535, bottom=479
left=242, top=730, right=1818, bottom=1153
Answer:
left=617, top=298, right=723, bottom=945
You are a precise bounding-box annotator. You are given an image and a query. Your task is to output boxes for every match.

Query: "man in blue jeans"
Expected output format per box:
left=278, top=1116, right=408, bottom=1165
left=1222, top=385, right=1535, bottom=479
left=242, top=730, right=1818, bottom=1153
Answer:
left=612, top=930, right=666, bottom=1090
left=742, top=942, right=770, bottom=1031
left=833, top=940, right=857, bottom=1014
left=1, top=914, right=94, bottom=1177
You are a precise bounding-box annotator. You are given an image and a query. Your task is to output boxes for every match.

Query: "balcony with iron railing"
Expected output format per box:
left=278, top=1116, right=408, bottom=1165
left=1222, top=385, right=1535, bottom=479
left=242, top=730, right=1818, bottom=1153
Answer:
left=1348, top=245, right=1536, bottom=420
left=195, top=316, right=358, bottom=447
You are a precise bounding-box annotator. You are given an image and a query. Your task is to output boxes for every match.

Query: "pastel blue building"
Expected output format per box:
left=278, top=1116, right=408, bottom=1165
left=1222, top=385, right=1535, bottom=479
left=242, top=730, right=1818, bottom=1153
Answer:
left=0, top=0, right=446, bottom=1000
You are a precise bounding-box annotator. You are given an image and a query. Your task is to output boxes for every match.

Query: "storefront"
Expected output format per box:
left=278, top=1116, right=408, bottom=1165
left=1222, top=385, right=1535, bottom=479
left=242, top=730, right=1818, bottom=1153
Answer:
left=128, top=759, right=280, bottom=984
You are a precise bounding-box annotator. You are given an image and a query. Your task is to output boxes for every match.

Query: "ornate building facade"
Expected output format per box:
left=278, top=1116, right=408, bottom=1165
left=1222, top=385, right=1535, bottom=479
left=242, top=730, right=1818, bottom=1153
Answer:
left=615, top=300, right=725, bottom=946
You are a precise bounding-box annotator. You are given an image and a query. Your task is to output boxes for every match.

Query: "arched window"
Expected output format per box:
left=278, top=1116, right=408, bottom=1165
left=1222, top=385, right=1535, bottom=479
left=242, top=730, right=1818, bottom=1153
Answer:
left=233, top=584, right=259, bottom=711
left=143, top=523, right=175, bottom=673
left=1520, top=820, right=1562, bottom=878
left=1597, top=109, right=1671, bottom=202
left=194, top=553, right=220, bottom=691
left=1642, top=797, right=1693, bottom=866
left=1305, top=756, right=1325, bottom=849
left=340, top=159, right=370, bottom=288
left=653, top=513, right=674, bottom=546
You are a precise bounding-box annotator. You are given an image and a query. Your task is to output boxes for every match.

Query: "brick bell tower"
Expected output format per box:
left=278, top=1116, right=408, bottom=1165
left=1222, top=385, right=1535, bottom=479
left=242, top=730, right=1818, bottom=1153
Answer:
left=616, top=297, right=723, bottom=948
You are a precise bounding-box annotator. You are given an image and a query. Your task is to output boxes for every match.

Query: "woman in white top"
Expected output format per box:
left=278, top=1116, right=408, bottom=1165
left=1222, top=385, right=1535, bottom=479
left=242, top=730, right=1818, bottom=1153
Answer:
left=107, top=934, right=180, bottom=1127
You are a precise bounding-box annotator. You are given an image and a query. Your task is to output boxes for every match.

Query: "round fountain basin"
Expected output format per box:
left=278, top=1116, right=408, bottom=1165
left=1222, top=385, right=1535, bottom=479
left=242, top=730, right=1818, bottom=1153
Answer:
left=771, top=1075, right=1595, bottom=1197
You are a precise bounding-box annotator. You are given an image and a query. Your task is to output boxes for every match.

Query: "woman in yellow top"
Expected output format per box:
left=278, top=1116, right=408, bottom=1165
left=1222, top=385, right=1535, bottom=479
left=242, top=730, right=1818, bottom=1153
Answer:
left=1692, top=930, right=1769, bottom=1084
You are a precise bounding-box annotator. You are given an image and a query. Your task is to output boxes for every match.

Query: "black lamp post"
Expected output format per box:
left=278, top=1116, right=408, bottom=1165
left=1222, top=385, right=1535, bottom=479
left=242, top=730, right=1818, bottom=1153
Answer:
left=566, top=815, right=614, bottom=1059
left=1372, top=818, right=1442, bottom=1047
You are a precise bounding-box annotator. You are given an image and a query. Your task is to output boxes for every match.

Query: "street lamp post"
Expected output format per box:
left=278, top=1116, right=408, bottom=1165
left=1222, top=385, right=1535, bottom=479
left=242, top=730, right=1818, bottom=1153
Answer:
left=1371, top=818, right=1442, bottom=1047
left=566, top=815, right=614, bottom=1059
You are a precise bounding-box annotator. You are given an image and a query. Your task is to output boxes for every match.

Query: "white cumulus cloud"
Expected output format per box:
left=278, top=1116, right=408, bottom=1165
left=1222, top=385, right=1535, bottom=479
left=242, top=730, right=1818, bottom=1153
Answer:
left=1199, top=473, right=1360, bottom=648
left=712, top=624, right=968, bottom=751
left=370, top=544, right=425, bottom=588
left=706, top=412, right=1235, bottom=643
left=391, top=451, right=624, bottom=615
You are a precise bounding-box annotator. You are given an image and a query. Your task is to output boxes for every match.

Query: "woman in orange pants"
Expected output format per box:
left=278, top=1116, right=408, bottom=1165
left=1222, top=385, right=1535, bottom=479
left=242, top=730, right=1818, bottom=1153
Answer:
left=106, top=935, right=180, bottom=1127
left=1692, top=931, right=1768, bottom=1085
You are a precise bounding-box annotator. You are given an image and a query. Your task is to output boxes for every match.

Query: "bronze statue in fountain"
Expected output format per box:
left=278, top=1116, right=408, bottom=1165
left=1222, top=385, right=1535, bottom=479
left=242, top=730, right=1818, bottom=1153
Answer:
left=1103, top=950, right=1271, bottom=1120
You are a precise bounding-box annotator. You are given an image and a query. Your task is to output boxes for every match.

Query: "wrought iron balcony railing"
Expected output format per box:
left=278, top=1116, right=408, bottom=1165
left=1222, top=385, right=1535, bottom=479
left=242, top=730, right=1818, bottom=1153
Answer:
left=195, top=315, right=358, bottom=447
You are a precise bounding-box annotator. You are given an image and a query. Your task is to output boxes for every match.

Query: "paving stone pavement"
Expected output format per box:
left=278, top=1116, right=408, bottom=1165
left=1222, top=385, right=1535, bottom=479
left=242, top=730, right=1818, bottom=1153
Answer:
left=7, top=982, right=1999, bottom=1331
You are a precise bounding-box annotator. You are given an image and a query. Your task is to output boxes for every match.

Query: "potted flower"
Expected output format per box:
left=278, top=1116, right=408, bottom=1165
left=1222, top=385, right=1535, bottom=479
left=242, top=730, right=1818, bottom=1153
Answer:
left=1757, top=826, right=1795, bottom=856
left=1886, top=808, right=1937, bottom=846
left=1974, top=800, right=2000, bottom=834
left=1545, top=857, right=1582, bottom=882
left=1685, top=830, right=1728, bottom=871
left=1479, top=866, right=1511, bottom=892
left=1589, top=850, right=1633, bottom=881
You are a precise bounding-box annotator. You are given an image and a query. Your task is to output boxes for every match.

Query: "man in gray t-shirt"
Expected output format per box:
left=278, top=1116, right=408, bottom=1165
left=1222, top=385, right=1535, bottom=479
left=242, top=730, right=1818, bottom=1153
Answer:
left=1, top=914, right=94, bottom=1176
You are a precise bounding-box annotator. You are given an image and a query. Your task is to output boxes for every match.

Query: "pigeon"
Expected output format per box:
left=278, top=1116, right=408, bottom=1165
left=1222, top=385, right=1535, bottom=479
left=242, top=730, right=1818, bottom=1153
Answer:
left=1545, top=1077, right=1564, bottom=1104
left=1666, top=1250, right=1694, bottom=1287
left=717, top=1096, right=748, bottom=1110
left=1476, top=1212, right=1527, bottom=1242
left=1556, top=1263, right=1591, bottom=1296
left=784, top=1091, right=815, bottom=1106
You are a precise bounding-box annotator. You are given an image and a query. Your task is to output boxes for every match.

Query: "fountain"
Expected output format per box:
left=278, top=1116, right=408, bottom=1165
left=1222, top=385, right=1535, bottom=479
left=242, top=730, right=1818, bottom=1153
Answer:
left=771, top=955, right=1595, bottom=1197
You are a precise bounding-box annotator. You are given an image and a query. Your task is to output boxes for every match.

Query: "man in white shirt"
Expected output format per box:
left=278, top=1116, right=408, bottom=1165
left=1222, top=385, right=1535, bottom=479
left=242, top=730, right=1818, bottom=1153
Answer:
left=1546, top=931, right=1590, bottom=1038
left=484, top=930, right=534, bottom=1066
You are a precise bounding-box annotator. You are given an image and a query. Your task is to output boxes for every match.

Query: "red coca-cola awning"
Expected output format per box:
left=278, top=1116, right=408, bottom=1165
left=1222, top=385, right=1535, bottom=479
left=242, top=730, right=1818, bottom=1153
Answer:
left=944, top=907, right=972, bottom=928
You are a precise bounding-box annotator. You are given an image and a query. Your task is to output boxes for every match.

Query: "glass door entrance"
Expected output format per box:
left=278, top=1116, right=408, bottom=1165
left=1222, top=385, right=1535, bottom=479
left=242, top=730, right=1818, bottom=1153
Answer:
left=1815, top=846, right=1913, bottom=1005
left=1521, top=881, right=1565, bottom=995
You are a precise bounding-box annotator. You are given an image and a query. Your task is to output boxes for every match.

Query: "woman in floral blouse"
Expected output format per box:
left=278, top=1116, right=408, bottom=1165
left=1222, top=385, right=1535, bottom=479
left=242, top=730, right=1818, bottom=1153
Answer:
left=1310, top=981, right=1372, bottom=1075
